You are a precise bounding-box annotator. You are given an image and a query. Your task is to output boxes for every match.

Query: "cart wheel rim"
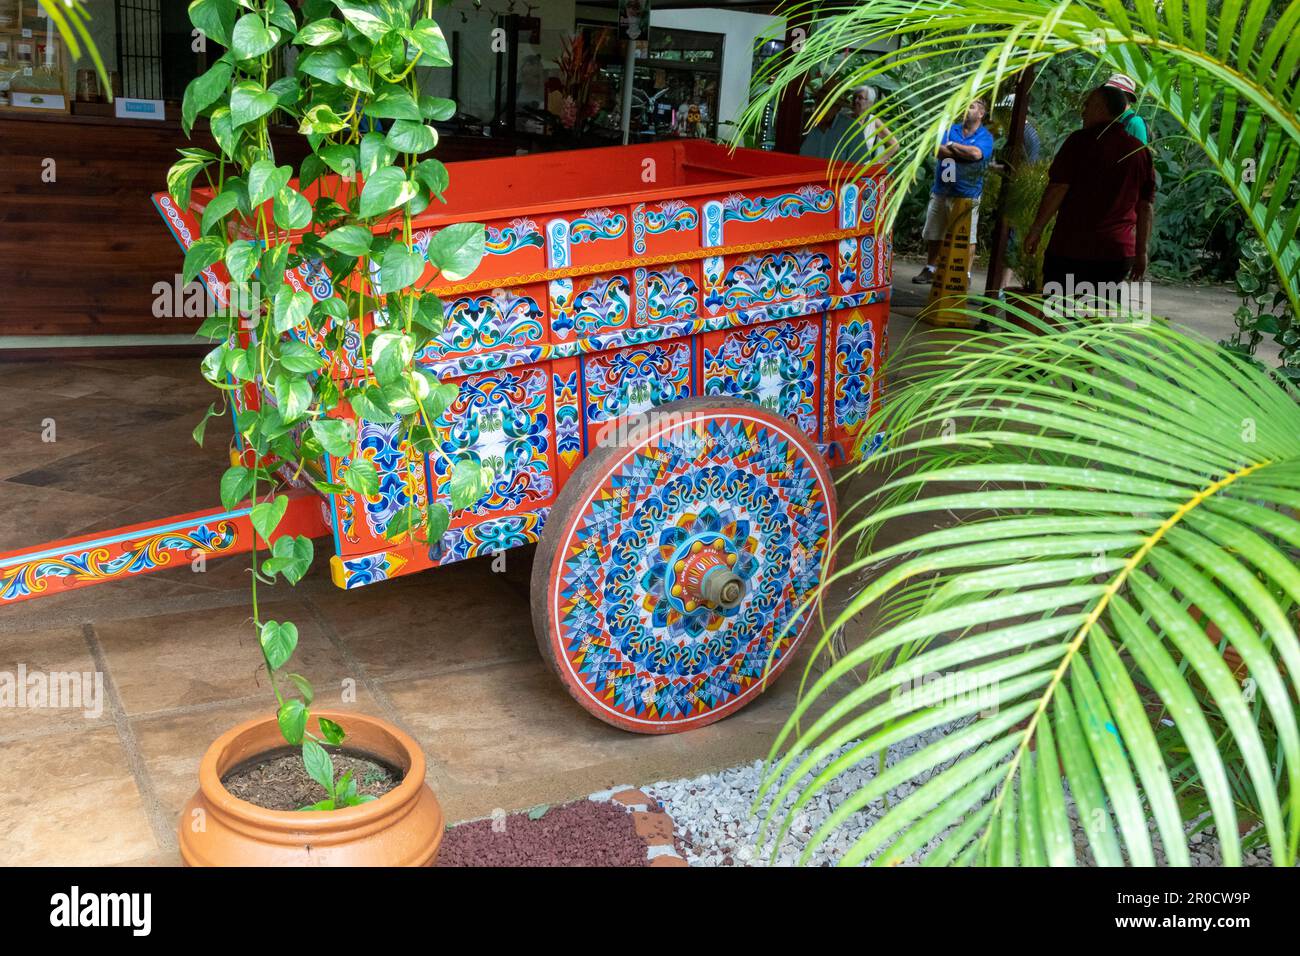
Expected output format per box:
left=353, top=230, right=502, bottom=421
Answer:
left=532, top=398, right=837, bottom=734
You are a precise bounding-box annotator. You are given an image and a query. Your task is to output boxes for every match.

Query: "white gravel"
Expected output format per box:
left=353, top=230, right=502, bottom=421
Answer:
left=645, top=723, right=1277, bottom=867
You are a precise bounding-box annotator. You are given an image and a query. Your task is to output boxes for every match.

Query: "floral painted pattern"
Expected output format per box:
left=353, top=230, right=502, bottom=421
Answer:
left=486, top=218, right=544, bottom=255
left=550, top=274, right=631, bottom=339
left=723, top=249, right=832, bottom=311
left=834, top=315, right=876, bottom=431
left=431, top=367, right=553, bottom=516
left=704, top=321, right=821, bottom=435
left=721, top=185, right=834, bottom=223
left=639, top=266, right=699, bottom=323
left=582, top=341, right=693, bottom=424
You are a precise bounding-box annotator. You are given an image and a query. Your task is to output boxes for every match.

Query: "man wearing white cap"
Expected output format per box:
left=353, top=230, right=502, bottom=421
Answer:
left=1104, top=73, right=1148, bottom=145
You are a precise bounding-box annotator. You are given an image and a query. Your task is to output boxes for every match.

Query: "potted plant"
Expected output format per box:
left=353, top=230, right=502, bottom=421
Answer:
left=170, top=0, right=488, bottom=866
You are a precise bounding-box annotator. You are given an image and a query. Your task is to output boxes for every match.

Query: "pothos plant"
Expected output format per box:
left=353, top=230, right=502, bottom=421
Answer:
left=1223, top=228, right=1300, bottom=384
left=169, top=0, right=490, bottom=809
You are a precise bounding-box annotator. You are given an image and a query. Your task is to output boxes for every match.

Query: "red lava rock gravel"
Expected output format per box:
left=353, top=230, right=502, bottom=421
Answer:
left=436, top=799, right=652, bottom=867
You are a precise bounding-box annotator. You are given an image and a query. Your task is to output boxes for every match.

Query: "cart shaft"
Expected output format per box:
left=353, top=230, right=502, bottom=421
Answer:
left=0, top=490, right=330, bottom=606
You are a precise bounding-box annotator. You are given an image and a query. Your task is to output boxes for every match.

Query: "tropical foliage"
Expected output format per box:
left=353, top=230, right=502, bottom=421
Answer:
left=172, top=0, right=487, bottom=807
left=740, top=0, right=1300, bottom=865
left=1224, top=229, right=1300, bottom=379
left=768, top=315, right=1300, bottom=866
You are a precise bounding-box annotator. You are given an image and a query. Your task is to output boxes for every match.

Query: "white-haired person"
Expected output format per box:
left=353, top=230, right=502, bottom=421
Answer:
left=849, top=84, right=899, bottom=166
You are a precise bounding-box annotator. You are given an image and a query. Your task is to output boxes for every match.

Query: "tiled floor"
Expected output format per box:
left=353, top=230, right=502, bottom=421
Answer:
left=0, top=354, right=882, bottom=866
left=0, top=272, right=1244, bottom=866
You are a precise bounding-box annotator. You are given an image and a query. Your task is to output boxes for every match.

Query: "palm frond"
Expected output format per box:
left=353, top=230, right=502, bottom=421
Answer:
left=35, top=2, right=110, bottom=92
left=762, top=317, right=1300, bottom=865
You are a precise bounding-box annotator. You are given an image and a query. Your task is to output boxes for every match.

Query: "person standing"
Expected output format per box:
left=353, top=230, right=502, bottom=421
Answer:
left=911, top=98, right=995, bottom=284
left=1103, top=73, right=1149, bottom=145
left=798, top=86, right=855, bottom=160
left=848, top=84, right=899, bottom=165
left=1024, top=85, right=1156, bottom=296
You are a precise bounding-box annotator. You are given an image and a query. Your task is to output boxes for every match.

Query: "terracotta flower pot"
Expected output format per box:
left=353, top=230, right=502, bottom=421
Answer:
left=179, top=709, right=443, bottom=867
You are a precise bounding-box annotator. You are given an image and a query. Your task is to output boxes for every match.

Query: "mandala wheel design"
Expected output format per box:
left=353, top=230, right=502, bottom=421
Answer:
left=531, top=397, right=837, bottom=733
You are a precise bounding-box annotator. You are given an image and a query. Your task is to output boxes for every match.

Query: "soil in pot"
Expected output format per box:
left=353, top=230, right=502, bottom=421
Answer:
left=221, top=746, right=402, bottom=811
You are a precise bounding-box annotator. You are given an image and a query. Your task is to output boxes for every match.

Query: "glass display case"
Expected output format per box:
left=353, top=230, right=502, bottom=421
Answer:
left=577, top=20, right=723, bottom=142
left=0, top=1, right=68, bottom=111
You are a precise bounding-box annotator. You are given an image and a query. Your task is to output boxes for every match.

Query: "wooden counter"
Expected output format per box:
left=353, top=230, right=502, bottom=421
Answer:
left=0, top=112, right=514, bottom=341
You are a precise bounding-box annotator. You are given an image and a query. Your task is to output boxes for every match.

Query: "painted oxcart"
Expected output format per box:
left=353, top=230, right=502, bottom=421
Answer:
left=0, top=140, right=890, bottom=733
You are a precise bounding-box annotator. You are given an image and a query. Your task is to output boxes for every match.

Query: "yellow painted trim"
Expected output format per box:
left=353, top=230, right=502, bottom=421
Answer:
left=328, top=554, right=347, bottom=590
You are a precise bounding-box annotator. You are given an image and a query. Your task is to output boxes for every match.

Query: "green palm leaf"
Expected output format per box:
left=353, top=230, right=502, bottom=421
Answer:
left=761, top=317, right=1300, bottom=865
left=40, top=3, right=110, bottom=93
left=741, top=0, right=1300, bottom=315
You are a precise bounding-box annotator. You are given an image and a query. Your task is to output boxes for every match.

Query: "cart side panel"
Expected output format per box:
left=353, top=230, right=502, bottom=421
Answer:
left=718, top=244, right=835, bottom=318
left=325, top=409, right=430, bottom=557
left=709, top=184, right=838, bottom=250
left=826, top=300, right=890, bottom=464
left=635, top=261, right=701, bottom=325
left=549, top=271, right=635, bottom=341
left=329, top=361, right=558, bottom=558
left=417, top=282, right=549, bottom=361
left=425, top=364, right=557, bottom=523
left=551, top=356, right=583, bottom=489
left=631, top=200, right=700, bottom=258
left=557, top=205, right=632, bottom=271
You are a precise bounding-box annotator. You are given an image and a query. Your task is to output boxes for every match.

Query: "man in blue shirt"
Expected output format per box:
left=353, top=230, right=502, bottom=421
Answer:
left=912, top=99, right=996, bottom=283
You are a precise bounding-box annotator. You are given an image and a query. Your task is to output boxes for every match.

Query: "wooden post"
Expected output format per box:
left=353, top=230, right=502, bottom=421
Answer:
left=983, top=65, right=1035, bottom=295
left=773, top=9, right=815, bottom=154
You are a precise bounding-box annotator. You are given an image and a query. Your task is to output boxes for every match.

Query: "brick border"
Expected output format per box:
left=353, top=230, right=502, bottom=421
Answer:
left=590, top=786, right=689, bottom=867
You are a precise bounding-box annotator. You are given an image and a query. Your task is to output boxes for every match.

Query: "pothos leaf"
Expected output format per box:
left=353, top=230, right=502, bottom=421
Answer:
left=260, top=619, right=299, bottom=672
left=302, top=739, right=335, bottom=792
left=450, top=459, right=491, bottom=510
left=318, top=717, right=345, bottom=746
left=345, top=457, right=379, bottom=496
left=426, top=502, right=450, bottom=544
left=278, top=697, right=308, bottom=744
left=251, top=494, right=289, bottom=540
left=230, top=13, right=279, bottom=61
left=311, top=418, right=356, bottom=457
left=183, top=236, right=224, bottom=286
left=357, top=166, right=417, bottom=219
left=426, top=222, right=486, bottom=282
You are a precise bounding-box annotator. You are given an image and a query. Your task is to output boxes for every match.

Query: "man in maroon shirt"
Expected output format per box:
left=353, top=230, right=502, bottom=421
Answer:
left=1025, top=85, right=1156, bottom=296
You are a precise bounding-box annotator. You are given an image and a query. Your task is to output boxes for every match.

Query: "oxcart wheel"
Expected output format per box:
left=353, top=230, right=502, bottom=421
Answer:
left=530, top=397, right=837, bottom=733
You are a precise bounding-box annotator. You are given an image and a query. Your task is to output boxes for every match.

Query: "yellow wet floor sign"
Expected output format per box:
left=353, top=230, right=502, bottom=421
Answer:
left=921, top=196, right=978, bottom=328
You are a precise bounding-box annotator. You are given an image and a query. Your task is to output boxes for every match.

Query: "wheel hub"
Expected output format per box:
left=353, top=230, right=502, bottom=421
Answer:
left=669, top=535, right=746, bottom=612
